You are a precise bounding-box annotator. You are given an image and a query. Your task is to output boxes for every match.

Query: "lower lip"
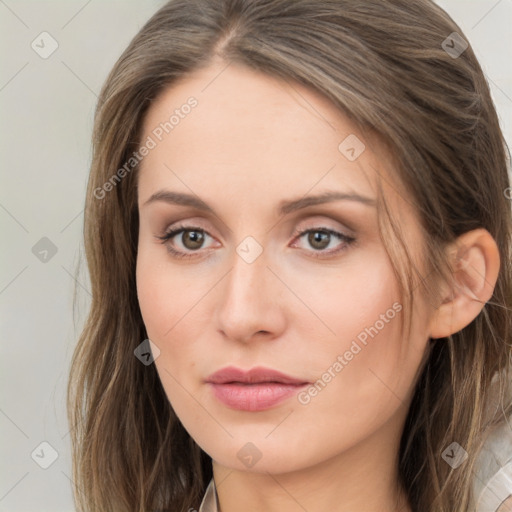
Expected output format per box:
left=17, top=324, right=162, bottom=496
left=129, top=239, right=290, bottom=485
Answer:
left=208, top=382, right=308, bottom=411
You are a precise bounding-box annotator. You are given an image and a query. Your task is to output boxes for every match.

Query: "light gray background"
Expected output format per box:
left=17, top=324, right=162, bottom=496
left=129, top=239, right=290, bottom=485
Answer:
left=1, top=1, right=511, bottom=510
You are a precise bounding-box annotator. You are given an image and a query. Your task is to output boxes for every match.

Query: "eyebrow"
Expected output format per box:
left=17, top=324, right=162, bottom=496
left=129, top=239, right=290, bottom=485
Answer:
left=142, top=189, right=376, bottom=215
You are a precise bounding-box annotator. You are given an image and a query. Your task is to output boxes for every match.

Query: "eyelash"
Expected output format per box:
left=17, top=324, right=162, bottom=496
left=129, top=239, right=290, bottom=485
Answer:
left=156, top=223, right=355, bottom=260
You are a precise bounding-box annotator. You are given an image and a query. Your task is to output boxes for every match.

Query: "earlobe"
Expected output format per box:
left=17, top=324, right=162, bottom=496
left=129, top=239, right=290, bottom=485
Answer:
left=429, top=228, right=500, bottom=339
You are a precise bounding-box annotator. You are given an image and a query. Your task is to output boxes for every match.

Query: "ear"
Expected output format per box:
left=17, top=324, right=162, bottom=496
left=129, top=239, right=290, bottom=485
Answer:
left=429, top=228, right=500, bottom=339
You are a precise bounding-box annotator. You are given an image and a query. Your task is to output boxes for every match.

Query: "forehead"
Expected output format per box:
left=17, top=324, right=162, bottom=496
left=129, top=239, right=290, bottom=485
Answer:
left=137, top=59, right=401, bottom=215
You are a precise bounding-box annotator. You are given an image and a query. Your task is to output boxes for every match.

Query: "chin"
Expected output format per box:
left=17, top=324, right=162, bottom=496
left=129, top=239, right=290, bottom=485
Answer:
left=202, top=433, right=333, bottom=475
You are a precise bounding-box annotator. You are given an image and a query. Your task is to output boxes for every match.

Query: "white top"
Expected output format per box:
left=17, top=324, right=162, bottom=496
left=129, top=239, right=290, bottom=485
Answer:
left=198, top=478, right=219, bottom=512
left=472, top=417, right=512, bottom=512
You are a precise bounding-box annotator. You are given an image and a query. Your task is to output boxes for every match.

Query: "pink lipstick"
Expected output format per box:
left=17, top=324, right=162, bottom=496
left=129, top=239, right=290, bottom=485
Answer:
left=205, top=366, right=309, bottom=411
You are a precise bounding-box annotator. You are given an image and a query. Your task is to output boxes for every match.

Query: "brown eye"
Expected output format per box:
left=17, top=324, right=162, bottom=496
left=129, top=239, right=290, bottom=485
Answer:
left=156, top=226, right=215, bottom=260
left=307, top=231, right=331, bottom=250
left=291, top=226, right=355, bottom=259
left=180, top=230, right=205, bottom=250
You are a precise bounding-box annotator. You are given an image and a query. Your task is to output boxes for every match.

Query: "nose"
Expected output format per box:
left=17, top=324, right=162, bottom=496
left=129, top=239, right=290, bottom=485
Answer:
left=214, top=240, right=287, bottom=344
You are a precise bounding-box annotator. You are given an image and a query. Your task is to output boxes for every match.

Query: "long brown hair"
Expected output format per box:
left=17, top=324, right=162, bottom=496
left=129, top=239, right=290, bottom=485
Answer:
left=67, top=1, right=512, bottom=510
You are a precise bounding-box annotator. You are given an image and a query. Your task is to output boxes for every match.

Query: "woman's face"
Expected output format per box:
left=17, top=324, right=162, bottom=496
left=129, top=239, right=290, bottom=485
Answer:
left=136, top=59, right=433, bottom=474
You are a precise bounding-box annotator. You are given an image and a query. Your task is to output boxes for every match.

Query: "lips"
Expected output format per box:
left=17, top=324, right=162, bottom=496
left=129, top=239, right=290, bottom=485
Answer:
left=205, top=365, right=309, bottom=411
left=206, top=365, right=308, bottom=385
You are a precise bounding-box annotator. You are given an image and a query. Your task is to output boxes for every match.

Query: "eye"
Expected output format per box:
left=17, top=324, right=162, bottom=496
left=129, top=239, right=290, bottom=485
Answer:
left=156, top=224, right=356, bottom=260
left=156, top=225, right=216, bottom=259
left=290, top=227, right=355, bottom=258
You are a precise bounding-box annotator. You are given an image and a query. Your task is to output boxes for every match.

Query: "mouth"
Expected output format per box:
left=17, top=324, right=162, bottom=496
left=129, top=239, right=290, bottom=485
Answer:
left=205, top=365, right=310, bottom=411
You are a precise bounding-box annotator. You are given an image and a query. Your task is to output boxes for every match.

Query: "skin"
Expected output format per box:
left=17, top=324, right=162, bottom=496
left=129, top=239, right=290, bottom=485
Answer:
left=135, top=58, right=499, bottom=512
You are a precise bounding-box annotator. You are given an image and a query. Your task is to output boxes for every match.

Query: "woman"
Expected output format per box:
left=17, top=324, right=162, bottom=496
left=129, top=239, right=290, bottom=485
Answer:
left=67, top=0, right=512, bottom=510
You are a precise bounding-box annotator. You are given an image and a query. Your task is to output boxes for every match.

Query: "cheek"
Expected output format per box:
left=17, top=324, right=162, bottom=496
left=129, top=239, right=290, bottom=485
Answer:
left=296, top=249, right=401, bottom=343
left=135, top=249, right=214, bottom=391
left=136, top=253, right=204, bottom=404
left=136, top=248, right=198, bottom=340
left=298, top=253, right=424, bottom=413
left=136, top=260, right=169, bottom=339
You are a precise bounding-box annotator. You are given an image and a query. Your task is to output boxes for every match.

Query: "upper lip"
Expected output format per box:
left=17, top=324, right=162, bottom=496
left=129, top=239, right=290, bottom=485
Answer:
left=205, top=365, right=309, bottom=385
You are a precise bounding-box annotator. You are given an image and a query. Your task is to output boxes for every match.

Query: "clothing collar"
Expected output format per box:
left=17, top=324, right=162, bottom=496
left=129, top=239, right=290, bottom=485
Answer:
left=198, top=478, right=219, bottom=512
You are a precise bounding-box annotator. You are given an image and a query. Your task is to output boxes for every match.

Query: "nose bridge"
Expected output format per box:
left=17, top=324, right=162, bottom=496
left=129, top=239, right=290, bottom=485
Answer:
left=226, top=237, right=269, bottom=308
left=215, top=235, right=282, bottom=341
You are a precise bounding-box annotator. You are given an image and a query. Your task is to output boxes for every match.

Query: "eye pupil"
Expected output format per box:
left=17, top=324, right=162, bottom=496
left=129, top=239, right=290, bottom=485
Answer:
left=183, top=230, right=204, bottom=249
left=308, top=231, right=330, bottom=250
